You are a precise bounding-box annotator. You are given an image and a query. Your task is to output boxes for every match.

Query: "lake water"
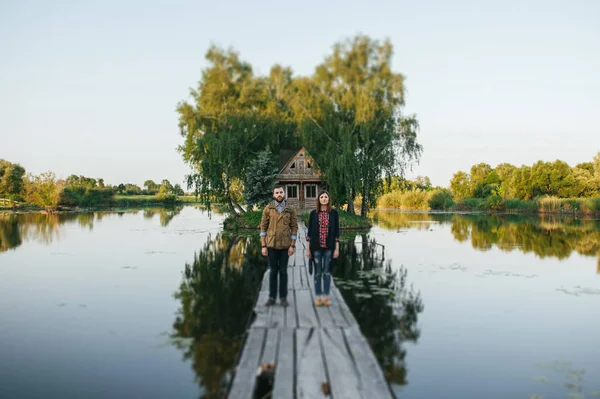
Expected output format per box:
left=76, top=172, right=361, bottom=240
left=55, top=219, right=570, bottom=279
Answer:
left=1, top=207, right=599, bottom=399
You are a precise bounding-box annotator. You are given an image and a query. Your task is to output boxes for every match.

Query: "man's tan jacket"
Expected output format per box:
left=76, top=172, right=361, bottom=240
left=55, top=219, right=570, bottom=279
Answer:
left=260, top=203, right=298, bottom=249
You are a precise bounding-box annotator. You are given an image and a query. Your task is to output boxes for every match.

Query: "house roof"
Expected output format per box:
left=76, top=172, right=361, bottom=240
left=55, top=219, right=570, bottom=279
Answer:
left=278, top=145, right=322, bottom=175
left=279, top=148, right=298, bottom=170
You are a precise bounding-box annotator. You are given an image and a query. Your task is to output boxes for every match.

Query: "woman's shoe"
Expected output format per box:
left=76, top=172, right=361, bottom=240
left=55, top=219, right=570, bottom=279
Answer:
left=323, top=297, right=331, bottom=306
left=315, top=297, right=323, bottom=307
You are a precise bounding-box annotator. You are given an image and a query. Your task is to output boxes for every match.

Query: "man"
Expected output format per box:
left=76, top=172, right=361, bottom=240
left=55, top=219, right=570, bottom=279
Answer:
left=260, top=185, right=298, bottom=307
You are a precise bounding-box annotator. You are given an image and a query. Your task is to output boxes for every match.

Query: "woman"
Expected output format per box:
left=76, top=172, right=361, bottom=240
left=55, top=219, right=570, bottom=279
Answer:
left=306, top=190, right=340, bottom=306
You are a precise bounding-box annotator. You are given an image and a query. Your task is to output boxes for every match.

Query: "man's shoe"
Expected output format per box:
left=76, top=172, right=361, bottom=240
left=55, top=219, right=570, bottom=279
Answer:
left=280, top=299, right=289, bottom=307
left=265, top=298, right=275, bottom=306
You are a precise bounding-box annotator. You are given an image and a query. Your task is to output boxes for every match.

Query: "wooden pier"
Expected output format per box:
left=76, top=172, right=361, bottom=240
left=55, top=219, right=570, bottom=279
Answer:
left=228, top=223, right=393, bottom=398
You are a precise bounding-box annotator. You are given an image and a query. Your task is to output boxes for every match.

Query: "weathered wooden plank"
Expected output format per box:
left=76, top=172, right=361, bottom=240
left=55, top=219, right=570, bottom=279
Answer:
left=328, top=297, right=350, bottom=328
left=261, top=329, right=279, bottom=365
left=285, top=293, right=297, bottom=328
left=344, top=326, right=394, bottom=399
left=270, top=302, right=285, bottom=328
left=296, top=290, right=318, bottom=328
left=331, top=286, right=358, bottom=326
left=315, top=305, right=336, bottom=327
left=260, top=270, right=269, bottom=292
left=293, top=265, right=304, bottom=289
left=272, top=328, right=295, bottom=399
left=252, top=291, right=270, bottom=328
left=228, top=328, right=266, bottom=399
left=296, top=328, right=327, bottom=399
left=303, top=263, right=313, bottom=289
left=321, top=328, right=362, bottom=398
left=295, top=243, right=306, bottom=266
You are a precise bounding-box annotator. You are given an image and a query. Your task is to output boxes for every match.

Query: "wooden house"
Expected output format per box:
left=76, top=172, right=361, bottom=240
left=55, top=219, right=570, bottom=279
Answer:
left=276, top=146, right=326, bottom=210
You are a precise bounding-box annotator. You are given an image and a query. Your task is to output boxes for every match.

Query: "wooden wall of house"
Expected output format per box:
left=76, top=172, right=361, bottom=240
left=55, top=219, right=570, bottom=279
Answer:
left=283, top=182, right=327, bottom=211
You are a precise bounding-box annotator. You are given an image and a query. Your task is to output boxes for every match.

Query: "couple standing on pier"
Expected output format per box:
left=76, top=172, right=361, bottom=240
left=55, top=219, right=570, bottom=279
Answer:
left=259, top=185, right=340, bottom=307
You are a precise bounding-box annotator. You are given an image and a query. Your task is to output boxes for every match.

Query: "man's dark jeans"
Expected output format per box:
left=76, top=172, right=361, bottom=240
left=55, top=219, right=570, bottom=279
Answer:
left=267, top=248, right=289, bottom=300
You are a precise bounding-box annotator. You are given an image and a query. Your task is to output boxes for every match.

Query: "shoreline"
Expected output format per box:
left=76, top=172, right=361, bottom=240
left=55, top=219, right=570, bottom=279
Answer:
left=3, top=204, right=599, bottom=219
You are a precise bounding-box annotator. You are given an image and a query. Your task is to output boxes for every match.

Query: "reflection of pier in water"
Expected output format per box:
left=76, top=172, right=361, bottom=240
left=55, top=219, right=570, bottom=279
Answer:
left=227, top=223, right=393, bottom=398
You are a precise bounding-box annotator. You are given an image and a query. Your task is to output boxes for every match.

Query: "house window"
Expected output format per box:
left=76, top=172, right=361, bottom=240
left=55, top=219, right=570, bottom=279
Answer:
left=307, top=162, right=311, bottom=169
left=287, top=185, right=298, bottom=198
left=305, top=184, right=317, bottom=199
left=290, top=161, right=296, bottom=169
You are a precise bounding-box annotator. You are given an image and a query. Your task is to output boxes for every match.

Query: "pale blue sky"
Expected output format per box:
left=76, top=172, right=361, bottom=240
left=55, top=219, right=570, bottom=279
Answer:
left=1, top=0, right=599, bottom=188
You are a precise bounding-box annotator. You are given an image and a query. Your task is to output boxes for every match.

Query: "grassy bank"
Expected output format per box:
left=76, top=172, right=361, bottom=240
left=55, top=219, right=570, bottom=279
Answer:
left=114, top=195, right=202, bottom=207
left=451, top=197, right=600, bottom=214
left=223, top=209, right=372, bottom=231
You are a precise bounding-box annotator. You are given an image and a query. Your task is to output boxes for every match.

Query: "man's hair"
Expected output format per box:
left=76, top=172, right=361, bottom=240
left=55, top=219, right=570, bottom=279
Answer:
left=315, top=190, right=332, bottom=213
left=273, top=184, right=285, bottom=192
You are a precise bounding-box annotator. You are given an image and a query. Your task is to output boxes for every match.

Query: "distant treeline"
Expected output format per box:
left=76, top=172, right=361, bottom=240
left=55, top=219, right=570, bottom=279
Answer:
left=373, top=152, right=600, bottom=214
left=0, top=159, right=187, bottom=209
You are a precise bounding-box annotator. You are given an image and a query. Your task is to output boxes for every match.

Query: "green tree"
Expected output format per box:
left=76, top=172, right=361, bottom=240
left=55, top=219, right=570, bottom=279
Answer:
left=450, top=171, right=471, bottom=200
left=470, top=163, right=493, bottom=198
left=242, top=149, right=278, bottom=209
left=576, top=162, right=595, bottom=175
left=299, top=35, right=422, bottom=216
left=571, top=167, right=598, bottom=197
left=507, top=166, right=533, bottom=200
left=143, top=180, right=159, bottom=195
left=0, top=160, right=26, bottom=200
left=495, top=163, right=517, bottom=199
left=24, top=172, right=64, bottom=208
left=160, top=179, right=174, bottom=194
left=173, top=184, right=185, bottom=196
left=176, top=46, right=297, bottom=213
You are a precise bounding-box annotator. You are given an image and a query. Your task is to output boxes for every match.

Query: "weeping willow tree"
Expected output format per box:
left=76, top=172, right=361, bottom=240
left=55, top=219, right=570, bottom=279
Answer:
left=293, top=35, right=422, bottom=216
left=177, top=36, right=422, bottom=216
left=176, top=46, right=298, bottom=213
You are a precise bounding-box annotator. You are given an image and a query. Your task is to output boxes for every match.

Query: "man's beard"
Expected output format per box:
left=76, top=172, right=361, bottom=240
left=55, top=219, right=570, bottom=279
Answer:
left=275, top=196, right=284, bottom=203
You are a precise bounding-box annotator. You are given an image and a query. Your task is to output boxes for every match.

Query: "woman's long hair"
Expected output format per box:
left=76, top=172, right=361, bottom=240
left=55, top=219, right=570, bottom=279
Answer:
left=315, top=190, right=332, bottom=213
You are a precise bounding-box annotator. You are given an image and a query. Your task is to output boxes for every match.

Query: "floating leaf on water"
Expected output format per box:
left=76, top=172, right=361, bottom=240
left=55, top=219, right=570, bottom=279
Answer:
left=569, top=369, right=585, bottom=376
left=57, top=303, right=67, bottom=307
left=589, top=391, right=600, bottom=397
left=529, top=394, right=543, bottom=399
left=533, top=376, right=549, bottom=383
left=355, top=293, right=373, bottom=299
left=564, top=383, right=582, bottom=392
left=567, top=393, right=584, bottom=399
left=567, top=373, right=583, bottom=382
left=372, top=288, right=395, bottom=297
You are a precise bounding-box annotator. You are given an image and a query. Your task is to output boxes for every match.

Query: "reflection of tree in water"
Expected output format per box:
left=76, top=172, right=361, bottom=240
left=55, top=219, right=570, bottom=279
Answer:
left=142, top=206, right=184, bottom=227
left=372, top=211, right=600, bottom=271
left=0, top=213, right=21, bottom=252
left=450, top=214, right=600, bottom=261
left=0, top=212, right=68, bottom=251
left=334, top=233, right=424, bottom=387
left=170, top=233, right=267, bottom=398
left=370, top=210, right=452, bottom=231
left=0, top=210, right=144, bottom=252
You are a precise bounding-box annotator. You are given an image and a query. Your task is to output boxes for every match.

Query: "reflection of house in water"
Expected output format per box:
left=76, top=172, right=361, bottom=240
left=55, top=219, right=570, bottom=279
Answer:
left=597, top=252, right=600, bottom=274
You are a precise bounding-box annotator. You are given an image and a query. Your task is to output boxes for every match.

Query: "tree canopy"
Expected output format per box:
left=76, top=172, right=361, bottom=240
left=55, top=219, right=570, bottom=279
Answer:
left=176, top=35, right=422, bottom=215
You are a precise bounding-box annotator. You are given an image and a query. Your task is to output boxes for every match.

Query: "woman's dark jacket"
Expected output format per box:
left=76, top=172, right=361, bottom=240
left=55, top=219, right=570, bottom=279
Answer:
left=306, top=209, right=340, bottom=252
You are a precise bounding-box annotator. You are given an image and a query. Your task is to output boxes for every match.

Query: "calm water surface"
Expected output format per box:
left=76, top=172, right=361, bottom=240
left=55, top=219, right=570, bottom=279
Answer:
left=1, top=207, right=599, bottom=399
